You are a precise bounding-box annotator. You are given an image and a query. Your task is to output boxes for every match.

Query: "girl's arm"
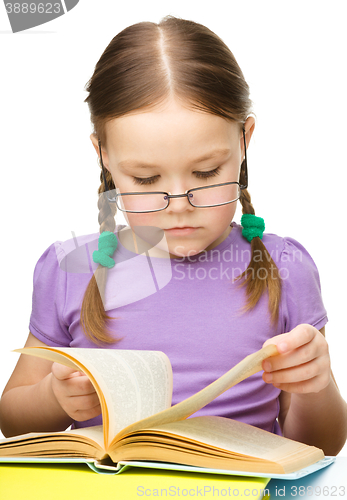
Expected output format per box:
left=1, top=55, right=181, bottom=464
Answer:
left=0, top=332, right=101, bottom=438
left=263, top=326, right=347, bottom=456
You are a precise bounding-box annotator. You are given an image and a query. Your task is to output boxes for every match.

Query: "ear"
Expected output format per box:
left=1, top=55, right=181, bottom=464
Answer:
left=90, top=133, right=110, bottom=171
left=240, top=116, right=256, bottom=156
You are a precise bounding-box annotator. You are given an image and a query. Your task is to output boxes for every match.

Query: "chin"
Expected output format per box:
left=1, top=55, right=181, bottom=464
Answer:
left=169, top=244, right=205, bottom=259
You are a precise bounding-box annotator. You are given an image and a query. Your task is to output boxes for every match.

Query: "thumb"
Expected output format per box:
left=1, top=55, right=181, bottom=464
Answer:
left=262, top=332, right=290, bottom=354
left=51, top=362, right=84, bottom=381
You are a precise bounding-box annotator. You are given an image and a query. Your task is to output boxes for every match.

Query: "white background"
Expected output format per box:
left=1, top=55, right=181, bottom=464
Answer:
left=0, top=1, right=346, bottom=454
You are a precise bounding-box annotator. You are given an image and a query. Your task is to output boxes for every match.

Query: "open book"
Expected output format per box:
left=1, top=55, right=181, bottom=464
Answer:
left=0, top=345, right=325, bottom=476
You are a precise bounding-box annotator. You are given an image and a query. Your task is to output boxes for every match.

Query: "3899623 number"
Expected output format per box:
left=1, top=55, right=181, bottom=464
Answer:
left=290, top=485, right=346, bottom=496
left=5, top=3, right=62, bottom=14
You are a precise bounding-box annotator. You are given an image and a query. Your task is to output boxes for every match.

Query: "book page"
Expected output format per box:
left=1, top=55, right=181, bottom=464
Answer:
left=16, top=347, right=173, bottom=448
left=114, top=416, right=323, bottom=473
left=114, top=344, right=279, bottom=442
left=137, top=416, right=307, bottom=460
left=65, top=349, right=173, bottom=445
left=0, top=425, right=105, bottom=458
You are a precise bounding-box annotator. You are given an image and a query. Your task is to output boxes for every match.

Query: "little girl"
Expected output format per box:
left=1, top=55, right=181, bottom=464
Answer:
left=0, top=15, right=346, bottom=455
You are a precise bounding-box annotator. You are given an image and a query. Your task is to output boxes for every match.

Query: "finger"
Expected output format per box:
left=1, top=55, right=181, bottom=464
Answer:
left=268, top=372, right=331, bottom=394
left=72, top=404, right=102, bottom=422
left=263, top=356, right=329, bottom=385
left=51, top=379, right=101, bottom=420
left=263, top=346, right=316, bottom=373
left=51, top=362, right=84, bottom=381
left=275, top=324, right=316, bottom=353
left=60, top=374, right=97, bottom=398
left=263, top=324, right=316, bottom=355
left=68, top=392, right=101, bottom=412
left=263, top=333, right=328, bottom=373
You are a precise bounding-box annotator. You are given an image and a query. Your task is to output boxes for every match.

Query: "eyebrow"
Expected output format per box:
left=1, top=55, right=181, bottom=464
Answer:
left=117, top=148, right=231, bottom=170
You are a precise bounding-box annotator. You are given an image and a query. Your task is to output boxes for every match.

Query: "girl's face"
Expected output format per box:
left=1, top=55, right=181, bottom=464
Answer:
left=92, top=99, right=254, bottom=259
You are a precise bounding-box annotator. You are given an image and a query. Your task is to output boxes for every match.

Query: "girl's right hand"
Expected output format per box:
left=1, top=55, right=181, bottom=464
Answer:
left=50, top=363, right=102, bottom=422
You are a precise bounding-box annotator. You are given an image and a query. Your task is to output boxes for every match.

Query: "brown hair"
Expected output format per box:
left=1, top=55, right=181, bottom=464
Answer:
left=81, top=15, right=281, bottom=344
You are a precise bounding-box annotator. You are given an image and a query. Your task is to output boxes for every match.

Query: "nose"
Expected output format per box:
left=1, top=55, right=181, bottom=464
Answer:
left=165, top=192, right=195, bottom=214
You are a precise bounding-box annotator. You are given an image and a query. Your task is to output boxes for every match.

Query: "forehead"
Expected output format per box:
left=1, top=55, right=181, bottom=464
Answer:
left=104, top=101, right=241, bottom=161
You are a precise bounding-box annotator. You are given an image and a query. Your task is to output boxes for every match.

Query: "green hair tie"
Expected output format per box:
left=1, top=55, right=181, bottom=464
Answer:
left=92, top=231, right=118, bottom=269
left=241, top=214, right=265, bottom=242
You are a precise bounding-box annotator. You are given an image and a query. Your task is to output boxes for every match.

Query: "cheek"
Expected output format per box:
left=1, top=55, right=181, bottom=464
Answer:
left=226, top=203, right=238, bottom=222
left=125, top=212, right=165, bottom=249
left=205, top=202, right=238, bottom=227
left=125, top=212, right=158, bottom=228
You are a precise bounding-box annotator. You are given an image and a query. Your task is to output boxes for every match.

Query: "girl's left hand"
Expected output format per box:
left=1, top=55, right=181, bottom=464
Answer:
left=262, top=324, right=331, bottom=394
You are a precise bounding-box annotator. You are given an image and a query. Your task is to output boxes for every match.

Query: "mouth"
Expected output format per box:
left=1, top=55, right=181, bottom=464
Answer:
left=164, top=227, right=199, bottom=234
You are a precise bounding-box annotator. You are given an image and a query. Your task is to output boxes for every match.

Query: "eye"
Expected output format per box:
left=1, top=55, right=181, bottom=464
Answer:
left=131, top=166, right=221, bottom=186
left=194, top=166, right=221, bottom=179
left=132, top=175, right=160, bottom=186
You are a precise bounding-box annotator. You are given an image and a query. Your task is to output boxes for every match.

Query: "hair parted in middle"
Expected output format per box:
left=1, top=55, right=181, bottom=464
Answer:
left=82, top=14, right=282, bottom=345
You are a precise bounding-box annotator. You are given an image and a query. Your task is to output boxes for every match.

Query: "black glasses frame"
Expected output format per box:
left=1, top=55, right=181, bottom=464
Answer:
left=98, top=127, right=248, bottom=214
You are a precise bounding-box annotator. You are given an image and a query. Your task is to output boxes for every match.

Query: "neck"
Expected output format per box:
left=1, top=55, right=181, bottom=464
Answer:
left=118, top=223, right=233, bottom=259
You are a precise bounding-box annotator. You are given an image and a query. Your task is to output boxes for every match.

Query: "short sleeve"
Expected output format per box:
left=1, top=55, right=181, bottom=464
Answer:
left=29, top=242, right=72, bottom=346
left=279, top=237, right=328, bottom=333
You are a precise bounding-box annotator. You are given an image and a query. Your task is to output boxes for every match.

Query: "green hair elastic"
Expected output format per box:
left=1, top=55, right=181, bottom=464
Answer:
left=241, top=214, right=265, bottom=242
left=93, top=231, right=118, bottom=269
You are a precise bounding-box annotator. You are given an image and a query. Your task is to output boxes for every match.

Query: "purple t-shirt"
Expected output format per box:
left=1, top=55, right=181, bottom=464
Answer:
left=29, top=222, right=327, bottom=434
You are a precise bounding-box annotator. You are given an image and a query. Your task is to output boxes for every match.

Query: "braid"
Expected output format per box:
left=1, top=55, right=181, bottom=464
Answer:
left=239, top=188, right=255, bottom=216
left=237, top=185, right=282, bottom=325
left=97, top=167, right=117, bottom=234
left=80, top=160, right=121, bottom=345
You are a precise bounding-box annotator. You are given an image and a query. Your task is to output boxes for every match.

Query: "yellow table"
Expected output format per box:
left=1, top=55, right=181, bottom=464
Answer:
left=0, top=462, right=270, bottom=500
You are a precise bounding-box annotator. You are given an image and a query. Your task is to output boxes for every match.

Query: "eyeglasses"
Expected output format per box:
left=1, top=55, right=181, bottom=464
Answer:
left=98, top=128, right=248, bottom=214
